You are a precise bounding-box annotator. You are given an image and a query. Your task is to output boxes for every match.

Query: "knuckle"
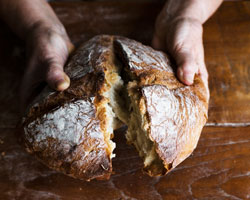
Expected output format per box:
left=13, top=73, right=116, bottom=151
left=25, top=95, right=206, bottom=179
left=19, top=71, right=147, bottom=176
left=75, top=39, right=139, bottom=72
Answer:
left=173, top=42, right=187, bottom=55
left=181, top=64, right=197, bottom=75
left=46, top=68, right=62, bottom=79
left=46, top=65, right=64, bottom=82
left=199, top=64, right=208, bottom=75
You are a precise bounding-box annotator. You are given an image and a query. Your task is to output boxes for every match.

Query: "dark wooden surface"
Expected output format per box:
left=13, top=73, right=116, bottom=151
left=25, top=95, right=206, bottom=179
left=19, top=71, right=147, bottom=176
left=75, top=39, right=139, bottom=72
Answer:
left=204, top=2, right=250, bottom=124
left=0, top=1, right=250, bottom=200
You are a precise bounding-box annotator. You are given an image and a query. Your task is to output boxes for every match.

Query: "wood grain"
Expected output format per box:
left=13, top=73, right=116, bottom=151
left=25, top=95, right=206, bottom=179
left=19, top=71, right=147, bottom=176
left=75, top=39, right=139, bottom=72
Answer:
left=204, top=2, right=250, bottom=124
left=0, top=126, right=249, bottom=199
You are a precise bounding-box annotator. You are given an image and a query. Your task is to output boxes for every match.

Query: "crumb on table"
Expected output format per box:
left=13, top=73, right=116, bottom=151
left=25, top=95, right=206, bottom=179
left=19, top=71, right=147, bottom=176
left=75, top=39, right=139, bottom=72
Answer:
left=0, top=139, right=4, bottom=144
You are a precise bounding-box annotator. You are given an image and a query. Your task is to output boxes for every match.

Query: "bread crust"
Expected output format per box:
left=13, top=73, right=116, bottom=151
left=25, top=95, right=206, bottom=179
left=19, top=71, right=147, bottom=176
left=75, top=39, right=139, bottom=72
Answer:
left=23, top=35, right=209, bottom=180
left=114, top=36, right=209, bottom=176
left=23, top=35, right=117, bottom=181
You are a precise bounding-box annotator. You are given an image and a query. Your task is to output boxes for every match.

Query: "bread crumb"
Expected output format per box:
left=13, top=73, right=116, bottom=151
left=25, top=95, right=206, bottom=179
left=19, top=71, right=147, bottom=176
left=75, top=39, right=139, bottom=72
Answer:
left=1, top=152, right=5, bottom=157
left=101, top=164, right=109, bottom=171
left=79, top=187, right=82, bottom=191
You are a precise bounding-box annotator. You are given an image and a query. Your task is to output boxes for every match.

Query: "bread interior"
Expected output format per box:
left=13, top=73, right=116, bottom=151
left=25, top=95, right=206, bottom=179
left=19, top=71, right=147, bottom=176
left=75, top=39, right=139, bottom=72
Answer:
left=96, top=50, right=131, bottom=160
left=126, top=81, right=166, bottom=175
left=99, top=41, right=166, bottom=175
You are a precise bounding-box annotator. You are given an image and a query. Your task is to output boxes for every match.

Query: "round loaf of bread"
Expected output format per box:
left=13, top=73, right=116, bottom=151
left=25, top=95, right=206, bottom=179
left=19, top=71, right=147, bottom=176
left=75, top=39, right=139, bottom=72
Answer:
left=23, top=35, right=209, bottom=180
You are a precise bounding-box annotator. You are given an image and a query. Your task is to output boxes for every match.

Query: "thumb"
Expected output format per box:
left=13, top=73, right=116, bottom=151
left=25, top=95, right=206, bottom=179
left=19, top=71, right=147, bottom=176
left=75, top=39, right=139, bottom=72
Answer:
left=175, top=50, right=198, bottom=85
left=46, top=32, right=73, bottom=91
left=45, top=63, right=70, bottom=91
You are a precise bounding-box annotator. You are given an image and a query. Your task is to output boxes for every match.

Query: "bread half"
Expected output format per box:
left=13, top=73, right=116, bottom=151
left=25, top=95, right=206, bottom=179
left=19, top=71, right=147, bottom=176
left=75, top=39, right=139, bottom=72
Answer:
left=23, top=36, right=121, bottom=181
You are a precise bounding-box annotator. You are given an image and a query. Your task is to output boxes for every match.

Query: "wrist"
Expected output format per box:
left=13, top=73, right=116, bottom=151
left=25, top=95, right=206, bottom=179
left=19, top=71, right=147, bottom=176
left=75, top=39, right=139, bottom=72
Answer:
left=165, top=0, right=223, bottom=25
left=0, top=0, right=67, bottom=42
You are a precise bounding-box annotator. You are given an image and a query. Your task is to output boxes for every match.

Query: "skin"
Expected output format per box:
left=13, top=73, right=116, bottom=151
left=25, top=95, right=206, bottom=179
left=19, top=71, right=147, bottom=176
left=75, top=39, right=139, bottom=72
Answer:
left=152, top=0, right=223, bottom=86
left=0, top=0, right=223, bottom=112
left=0, top=0, right=73, bottom=111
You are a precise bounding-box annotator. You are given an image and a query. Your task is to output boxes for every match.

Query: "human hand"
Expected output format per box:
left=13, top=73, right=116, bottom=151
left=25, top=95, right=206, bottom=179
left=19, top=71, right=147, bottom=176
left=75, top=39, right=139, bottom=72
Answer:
left=0, top=0, right=75, bottom=112
left=20, top=23, right=74, bottom=111
left=152, top=15, right=208, bottom=87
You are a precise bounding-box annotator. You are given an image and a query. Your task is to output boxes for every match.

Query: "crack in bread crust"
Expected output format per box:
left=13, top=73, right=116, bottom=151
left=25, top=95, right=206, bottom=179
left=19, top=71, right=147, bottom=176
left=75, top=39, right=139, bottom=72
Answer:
left=23, top=36, right=118, bottom=181
left=114, top=36, right=209, bottom=176
left=23, top=35, right=209, bottom=180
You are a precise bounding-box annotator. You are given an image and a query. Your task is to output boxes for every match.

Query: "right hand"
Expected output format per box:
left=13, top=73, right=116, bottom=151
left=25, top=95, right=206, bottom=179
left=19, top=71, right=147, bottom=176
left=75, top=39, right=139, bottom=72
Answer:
left=20, top=23, right=74, bottom=112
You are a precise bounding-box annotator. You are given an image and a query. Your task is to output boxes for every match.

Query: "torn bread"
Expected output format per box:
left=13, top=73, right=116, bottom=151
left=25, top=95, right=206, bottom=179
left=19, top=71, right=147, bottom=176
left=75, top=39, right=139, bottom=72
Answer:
left=115, top=37, right=208, bottom=176
left=23, top=36, right=121, bottom=181
left=23, top=35, right=209, bottom=180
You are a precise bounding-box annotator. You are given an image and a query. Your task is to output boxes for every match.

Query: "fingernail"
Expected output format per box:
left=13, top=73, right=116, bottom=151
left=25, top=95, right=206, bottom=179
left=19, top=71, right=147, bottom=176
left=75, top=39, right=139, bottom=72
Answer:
left=178, top=69, right=184, bottom=81
left=57, top=74, right=70, bottom=91
left=184, top=74, right=194, bottom=85
left=68, top=43, right=75, bottom=54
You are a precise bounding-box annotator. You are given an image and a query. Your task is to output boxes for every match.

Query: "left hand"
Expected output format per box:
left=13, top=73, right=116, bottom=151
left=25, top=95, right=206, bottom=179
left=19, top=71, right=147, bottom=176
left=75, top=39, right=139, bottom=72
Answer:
left=152, top=14, right=208, bottom=87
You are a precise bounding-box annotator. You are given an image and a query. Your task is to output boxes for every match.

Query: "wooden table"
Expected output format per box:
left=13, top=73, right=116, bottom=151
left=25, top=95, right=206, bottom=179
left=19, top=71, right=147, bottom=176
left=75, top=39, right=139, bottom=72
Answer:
left=0, top=1, right=250, bottom=199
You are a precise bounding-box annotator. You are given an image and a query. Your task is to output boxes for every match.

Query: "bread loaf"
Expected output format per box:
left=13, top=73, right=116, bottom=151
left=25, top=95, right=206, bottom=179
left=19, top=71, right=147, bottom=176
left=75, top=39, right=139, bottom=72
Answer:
left=23, top=35, right=209, bottom=180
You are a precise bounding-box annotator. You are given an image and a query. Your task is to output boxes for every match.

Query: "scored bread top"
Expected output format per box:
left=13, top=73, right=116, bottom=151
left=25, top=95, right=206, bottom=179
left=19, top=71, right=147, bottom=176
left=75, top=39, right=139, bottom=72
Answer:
left=23, top=35, right=117, bottom=181
left=114, top=36, right=209, bottom=175
left=23, top=35, right=209, bottom=180
left=114, top=36, right=185, bottom=90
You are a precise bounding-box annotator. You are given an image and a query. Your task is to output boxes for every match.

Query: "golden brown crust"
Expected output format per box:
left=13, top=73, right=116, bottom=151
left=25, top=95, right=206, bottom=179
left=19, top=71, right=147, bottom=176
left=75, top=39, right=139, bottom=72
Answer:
left=114, top=36, right=209, bottom=176
left=23, top=35, right=209, bottom=180
left=23, top=35, right=116, bottom=181
left=24, top=99, right=112, bottom=181
left=114, top=36, right=184, bottom=89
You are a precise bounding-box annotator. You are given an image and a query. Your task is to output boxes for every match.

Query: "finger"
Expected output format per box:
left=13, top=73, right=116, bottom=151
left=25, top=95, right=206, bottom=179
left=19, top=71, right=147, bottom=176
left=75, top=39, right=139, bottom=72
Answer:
left=152, top=34, right=165, bottom=51
left=20, top=71, right=45, bottom=113
left=198, top=62, right=209, bottom=96
left=196, top=42, right=208, bottom=83
left=198, top=63, right=208, bottom=83
left=58, top=29, right=75, bottom=54
left=67, top=41, right=75, bottom=55
left=175, top=50, right=198, bottom=85
left=46, top=33, right=71, bottom=91
left=20, top=58, right=70, bottom=113
left=45, top=62, right=70, bottom=91
left=195, top=41, right=209, bottom=92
